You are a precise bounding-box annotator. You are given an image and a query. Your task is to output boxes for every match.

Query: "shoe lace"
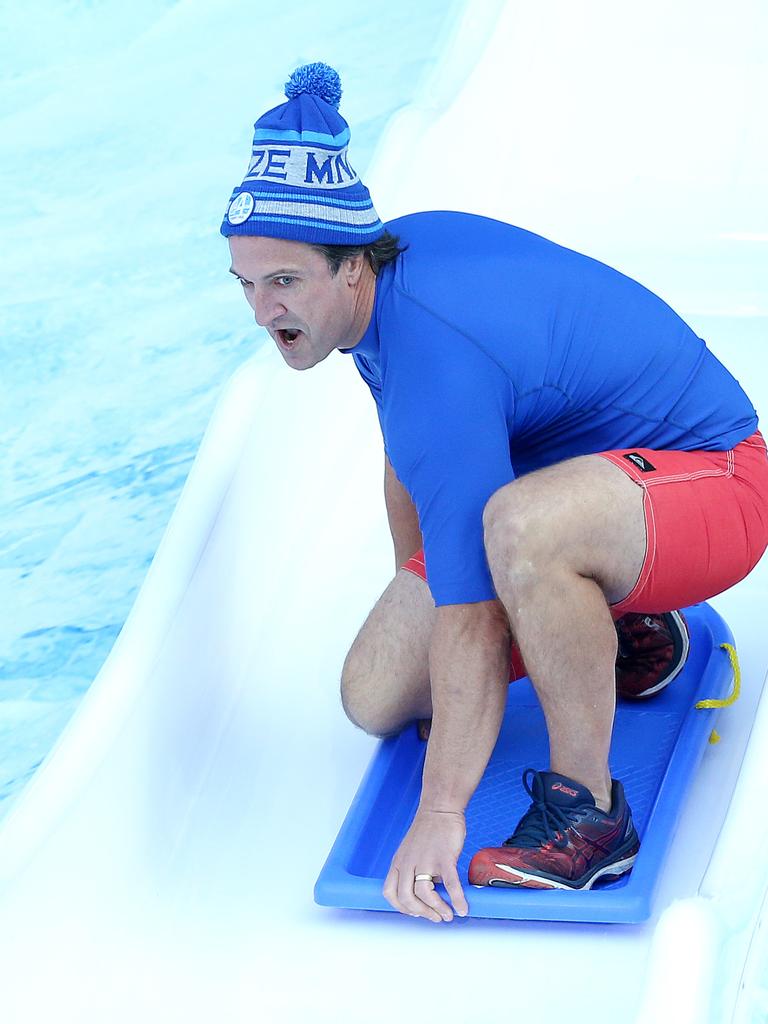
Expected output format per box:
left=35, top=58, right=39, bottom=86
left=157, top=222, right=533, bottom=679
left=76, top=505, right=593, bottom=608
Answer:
left=502, top=769, right=588, bottom=850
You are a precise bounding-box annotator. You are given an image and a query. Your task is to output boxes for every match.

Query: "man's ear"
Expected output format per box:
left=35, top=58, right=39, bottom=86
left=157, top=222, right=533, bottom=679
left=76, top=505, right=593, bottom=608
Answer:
left=344, top=251, right=367, bottom=286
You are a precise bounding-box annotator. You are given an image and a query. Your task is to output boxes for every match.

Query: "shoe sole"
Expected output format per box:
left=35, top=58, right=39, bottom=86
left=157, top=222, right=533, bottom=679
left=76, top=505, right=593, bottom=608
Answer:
left=621, top=609, right=690, bottom=699
left=472, top=849, right=639, bottom=891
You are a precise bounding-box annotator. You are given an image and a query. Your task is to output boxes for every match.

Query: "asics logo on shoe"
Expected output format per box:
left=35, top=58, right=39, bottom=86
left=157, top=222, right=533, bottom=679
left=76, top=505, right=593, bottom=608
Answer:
left=552, top=782, right=579, bottom=797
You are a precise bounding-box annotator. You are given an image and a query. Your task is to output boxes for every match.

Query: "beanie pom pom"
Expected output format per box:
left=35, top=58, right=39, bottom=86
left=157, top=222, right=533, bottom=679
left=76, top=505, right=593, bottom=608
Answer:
left=285, top=62, right=342, bottom=109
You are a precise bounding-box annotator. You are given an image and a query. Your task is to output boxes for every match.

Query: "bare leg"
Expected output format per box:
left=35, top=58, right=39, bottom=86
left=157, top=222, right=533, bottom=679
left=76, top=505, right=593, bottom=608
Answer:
left=340, top=568, right=437, bottom=737
left=483, top=456, right=646, bottom=812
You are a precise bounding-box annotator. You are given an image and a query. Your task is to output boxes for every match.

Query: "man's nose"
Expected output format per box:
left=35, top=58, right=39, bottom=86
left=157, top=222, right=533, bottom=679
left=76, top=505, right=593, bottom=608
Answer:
left=252, top=290, right=287, bottom=328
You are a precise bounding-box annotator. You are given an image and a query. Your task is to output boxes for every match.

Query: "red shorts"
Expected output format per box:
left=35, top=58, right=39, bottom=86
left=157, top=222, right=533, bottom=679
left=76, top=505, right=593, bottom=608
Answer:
left=403, top=430, right=768, bottom=678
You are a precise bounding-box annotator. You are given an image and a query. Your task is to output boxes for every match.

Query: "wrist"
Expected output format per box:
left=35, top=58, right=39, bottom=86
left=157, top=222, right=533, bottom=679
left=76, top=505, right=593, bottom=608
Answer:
left=416, top=804, right=467, bottom=818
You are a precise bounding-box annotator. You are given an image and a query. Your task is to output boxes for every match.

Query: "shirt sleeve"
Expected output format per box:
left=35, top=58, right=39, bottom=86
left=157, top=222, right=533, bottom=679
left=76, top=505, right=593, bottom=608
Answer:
left=383, top=293, right=516, bottom=606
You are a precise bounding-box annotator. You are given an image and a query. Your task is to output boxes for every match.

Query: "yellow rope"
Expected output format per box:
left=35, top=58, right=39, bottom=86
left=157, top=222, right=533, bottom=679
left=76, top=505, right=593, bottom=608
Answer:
left=695, top=642, right=741, bottom=744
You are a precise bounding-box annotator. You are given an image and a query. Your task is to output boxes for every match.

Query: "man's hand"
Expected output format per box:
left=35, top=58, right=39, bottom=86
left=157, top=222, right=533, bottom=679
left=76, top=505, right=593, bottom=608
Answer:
left=382, top=808, right=469, bottom=922
left=381, top=602, right=510, bottom=922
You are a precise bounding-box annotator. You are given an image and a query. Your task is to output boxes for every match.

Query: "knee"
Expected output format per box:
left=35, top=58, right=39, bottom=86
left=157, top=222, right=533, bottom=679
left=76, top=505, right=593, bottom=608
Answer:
left=339, top=650, right=400, bottom=739
left=482, top=480, right=541, bottom=567
left=339, top=650, right=369, bottom=729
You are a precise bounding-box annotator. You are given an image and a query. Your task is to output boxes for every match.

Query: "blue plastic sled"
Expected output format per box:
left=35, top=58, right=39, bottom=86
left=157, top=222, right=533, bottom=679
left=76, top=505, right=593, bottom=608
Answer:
left=315, top=601, right=735, bottom=924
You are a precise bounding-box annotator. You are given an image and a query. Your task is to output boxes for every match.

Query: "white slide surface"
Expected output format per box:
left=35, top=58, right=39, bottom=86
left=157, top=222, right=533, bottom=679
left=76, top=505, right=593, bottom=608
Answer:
left=2, top=2, right=768, bottom=1021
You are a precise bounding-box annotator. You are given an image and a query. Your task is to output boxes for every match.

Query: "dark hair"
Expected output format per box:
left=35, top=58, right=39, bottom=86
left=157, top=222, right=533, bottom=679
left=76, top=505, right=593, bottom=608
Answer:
left=310, top=230, right=407, bottom=276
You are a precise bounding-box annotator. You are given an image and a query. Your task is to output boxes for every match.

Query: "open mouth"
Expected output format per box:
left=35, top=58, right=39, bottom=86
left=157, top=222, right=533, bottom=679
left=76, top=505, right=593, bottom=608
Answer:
left=276, top=328, right=302, bottom=349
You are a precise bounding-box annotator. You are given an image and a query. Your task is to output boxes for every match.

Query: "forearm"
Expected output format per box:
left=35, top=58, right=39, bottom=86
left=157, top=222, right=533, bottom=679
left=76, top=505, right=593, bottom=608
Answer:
left=419, top=604, right=511, bottom=813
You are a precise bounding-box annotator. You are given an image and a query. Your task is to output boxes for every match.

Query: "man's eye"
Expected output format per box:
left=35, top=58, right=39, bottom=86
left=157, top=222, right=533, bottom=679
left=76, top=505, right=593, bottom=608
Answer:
left=274, top=276, right=295, bottom=287
left=238, top=278, right=252, bottom=288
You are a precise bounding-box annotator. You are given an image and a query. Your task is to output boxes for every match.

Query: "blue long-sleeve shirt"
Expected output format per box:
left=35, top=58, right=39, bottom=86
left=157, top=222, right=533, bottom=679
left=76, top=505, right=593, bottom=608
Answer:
left=340, top=211, right=758, bottom=606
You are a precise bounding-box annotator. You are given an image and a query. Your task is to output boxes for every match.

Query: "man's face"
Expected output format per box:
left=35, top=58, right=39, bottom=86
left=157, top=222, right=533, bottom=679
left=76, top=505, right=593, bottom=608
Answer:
left=228, top=235, right=364, bottom=371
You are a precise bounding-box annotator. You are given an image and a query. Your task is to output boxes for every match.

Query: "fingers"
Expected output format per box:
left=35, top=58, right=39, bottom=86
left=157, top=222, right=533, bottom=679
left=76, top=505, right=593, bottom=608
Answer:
left=383, top=867, right=444, bottom=921
left=383, top=867, right=466, bottom=923
left=384, top=867, right=441, bottom=922
left=414, top=875, right=453, bottom=922
left=442, top=864, right=469, bottom=917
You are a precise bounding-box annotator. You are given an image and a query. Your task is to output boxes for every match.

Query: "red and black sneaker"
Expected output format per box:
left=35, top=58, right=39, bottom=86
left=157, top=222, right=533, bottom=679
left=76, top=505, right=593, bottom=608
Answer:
left=615, top=610, right=689, bottom=700
left=468, top=769, right=640, bottom=890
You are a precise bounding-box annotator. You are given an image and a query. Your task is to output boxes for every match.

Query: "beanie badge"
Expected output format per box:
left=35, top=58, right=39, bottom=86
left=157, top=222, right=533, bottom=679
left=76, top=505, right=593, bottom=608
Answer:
left=227, top=192, right=255, bottom=225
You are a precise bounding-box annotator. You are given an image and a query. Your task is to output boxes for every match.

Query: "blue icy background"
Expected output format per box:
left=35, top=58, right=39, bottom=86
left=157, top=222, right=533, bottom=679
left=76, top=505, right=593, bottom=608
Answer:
left=0, top=0, right=461, bottom=823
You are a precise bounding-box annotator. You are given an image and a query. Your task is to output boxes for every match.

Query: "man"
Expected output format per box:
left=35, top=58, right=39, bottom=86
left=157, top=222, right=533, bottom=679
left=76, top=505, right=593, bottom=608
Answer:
left=221, top=63, right=768, bottom=924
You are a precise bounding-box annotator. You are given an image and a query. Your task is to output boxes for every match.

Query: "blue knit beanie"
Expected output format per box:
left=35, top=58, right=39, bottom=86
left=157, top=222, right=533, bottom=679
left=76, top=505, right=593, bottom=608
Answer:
left=220, top=62, right=385, bottom=245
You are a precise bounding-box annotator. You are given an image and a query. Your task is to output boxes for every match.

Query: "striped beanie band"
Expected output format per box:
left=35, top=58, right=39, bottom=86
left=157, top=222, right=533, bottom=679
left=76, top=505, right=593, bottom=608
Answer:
left=220, top=62, right=385, bottom=245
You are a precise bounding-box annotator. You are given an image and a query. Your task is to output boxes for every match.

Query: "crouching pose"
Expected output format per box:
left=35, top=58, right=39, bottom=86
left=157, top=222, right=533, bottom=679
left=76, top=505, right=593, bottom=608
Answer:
left=220, top=63, right=768, bottom=922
